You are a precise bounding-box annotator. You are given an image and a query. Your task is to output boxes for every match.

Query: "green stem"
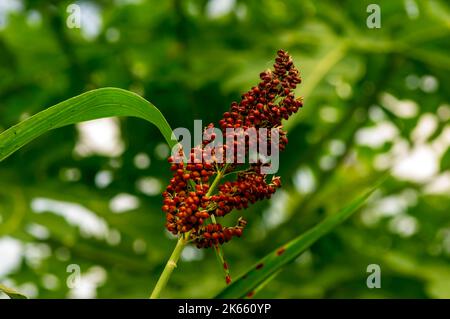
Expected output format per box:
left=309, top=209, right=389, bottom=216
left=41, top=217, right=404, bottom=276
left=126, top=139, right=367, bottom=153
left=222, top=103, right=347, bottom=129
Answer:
left=149, top=164, right=228, bottom=298
left=207, top=166, right=226, bottom=198
left=149, top=234, right=187, bottom=298
left=207, top=164, right=230, bottom=282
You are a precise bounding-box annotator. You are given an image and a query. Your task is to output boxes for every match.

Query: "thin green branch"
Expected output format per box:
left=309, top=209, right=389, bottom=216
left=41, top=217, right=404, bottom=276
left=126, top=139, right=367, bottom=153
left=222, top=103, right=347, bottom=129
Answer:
left=149, top=234, right=188, bottom=299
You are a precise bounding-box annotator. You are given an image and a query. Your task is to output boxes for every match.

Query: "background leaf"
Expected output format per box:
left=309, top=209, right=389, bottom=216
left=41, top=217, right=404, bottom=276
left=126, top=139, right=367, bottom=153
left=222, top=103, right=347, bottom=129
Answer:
left=0, top=284, right=27, bottom=299
left=0, top=87, right=176, bottom=162
left=216, top=186, right=377, bottom=298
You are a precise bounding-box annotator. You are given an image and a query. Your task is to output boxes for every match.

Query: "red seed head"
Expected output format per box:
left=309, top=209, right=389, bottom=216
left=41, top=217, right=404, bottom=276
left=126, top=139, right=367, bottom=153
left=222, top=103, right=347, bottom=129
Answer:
left=162, top=50, right=302, bottom=251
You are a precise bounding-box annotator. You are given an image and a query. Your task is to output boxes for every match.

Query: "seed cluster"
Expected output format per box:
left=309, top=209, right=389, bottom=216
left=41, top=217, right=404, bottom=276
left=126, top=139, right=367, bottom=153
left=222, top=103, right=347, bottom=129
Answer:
left=218, top=49, right=302, bottom=151
left=163, top=156, right=214, bottom=235
left=194, top=218, right=247, bottom=248
left=210, top=173, right=281, bottom=217
left=162, top=50, right=302, bottom=249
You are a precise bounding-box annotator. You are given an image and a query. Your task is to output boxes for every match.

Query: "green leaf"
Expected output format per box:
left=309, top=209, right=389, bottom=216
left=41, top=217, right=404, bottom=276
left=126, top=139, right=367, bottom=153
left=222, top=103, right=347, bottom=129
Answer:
left=215, top=186, right=377, bottom=298
left=0, top=284, right=27, bottom=299
left=0, top=87, right=176, bottom=162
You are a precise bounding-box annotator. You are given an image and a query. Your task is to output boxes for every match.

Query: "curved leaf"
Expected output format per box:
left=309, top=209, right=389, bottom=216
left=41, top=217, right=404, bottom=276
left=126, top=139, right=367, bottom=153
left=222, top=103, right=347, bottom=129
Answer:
left=0, top=284, right=27, bottom=299
left=216, top=186, right=377, bottom=298
left=0, top=87, right=177, bottom=162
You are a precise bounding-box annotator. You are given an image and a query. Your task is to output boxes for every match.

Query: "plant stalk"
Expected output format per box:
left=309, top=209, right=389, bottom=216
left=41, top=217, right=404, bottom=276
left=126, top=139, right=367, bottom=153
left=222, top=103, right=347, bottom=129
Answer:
left=149, top=234, right=187, bottom=298
left=149, top=165, right=227, bottom=298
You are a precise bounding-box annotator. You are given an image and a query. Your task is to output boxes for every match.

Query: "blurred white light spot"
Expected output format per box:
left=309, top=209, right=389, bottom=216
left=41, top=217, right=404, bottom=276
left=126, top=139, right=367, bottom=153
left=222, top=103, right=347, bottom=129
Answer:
left=369, top=105, right=386, bottom=122
left=319, top=155, right=336, bottom=171
left=373, top=124, right=448, bottom=182
left=295, top=250, right=313, bottom=265
left=356, top=121, right=398, bottom=148
left=154, top=143, right=170, bottom=160
left=404, top=0, right=419, bottom=19
left=320, top=106, right=339, bottom=123
left=0, top=0, right=22, bottom=12
left=402, top=188, right=418, bottom=206
left=206, top=0, right=235, bottom=18
left=68, top=266, right=107, bottom=299
left=437, top=228, right=450, bottom=255
left=0, top=237, right=22, bottom=277
left=109, top=193, right=140, bottom=213
left=134, top=152, right=151, bottom=169
left=381, top=93, right=418, bottom=118
left=42, top=274, right=60, bottom=290
left=181, top=246, right=204, bottom=261
left=376, top=196, right=408, bottom=216
left=336, top=82, right=352, bottom=99
left=18, top=282, right=38, bottom=298
left=329, top=139, right=346, bottom=156
left=411, top=113, right=438, bottom=143
left=60, top=167, right=81, bottom=182
left=392, top=145, right=438, bottom=182
left=164, top=229, right=177, bottom=240
left=405, top=74, right=420, bottom=90
left=25, top=223, right=50, bottom=240
left=420, top=75, right=439, bottom=93
left=27, top=10, right=41, bottom=26
left=19, top=112, right=30, bottom=121
left=133, top=239, right=147, bottom=254
left=136, top=177, right=161, bottom=196
left=24, top=243, right=51, bottom=269
left=76, top=2, right=102, bottom=40
left=431, top=125, right=450, bottom=155
left=424, top=172, right=450, bottom=195
left=95, top=170, right=113, bottom=188
left=187, top=1, right=200, bottom=16
left=361, top=190, right=417, bottom=226
left=105, top=27, right=120, bottom=42
left=106, top=229, right=121, bottom=246
left=31, top=198, right=109, bottom=240
left=293, top=167, right=316, bottom=194
left=75, top=118, right=124, bottom=157
left=437, top=105, right=450, bottom=122
left=0, top=0, right=23, bottom=30
left=389, top=215, right=419, bottom=237
left=235, top=3, right=247, bottom=20
left=262, top=190, right=289, bottom=229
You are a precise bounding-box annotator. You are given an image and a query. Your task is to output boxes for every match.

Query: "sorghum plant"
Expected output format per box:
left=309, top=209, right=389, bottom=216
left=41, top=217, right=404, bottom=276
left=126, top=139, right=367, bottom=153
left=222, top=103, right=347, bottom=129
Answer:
left=0, top=48, right=374, bottom=300
left=154, top=49, right=303, bottom=295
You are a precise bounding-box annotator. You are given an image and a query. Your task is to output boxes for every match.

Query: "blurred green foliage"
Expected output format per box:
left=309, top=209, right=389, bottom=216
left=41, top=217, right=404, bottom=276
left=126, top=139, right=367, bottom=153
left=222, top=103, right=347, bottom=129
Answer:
left=0, top=0, right=449, bottom=298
